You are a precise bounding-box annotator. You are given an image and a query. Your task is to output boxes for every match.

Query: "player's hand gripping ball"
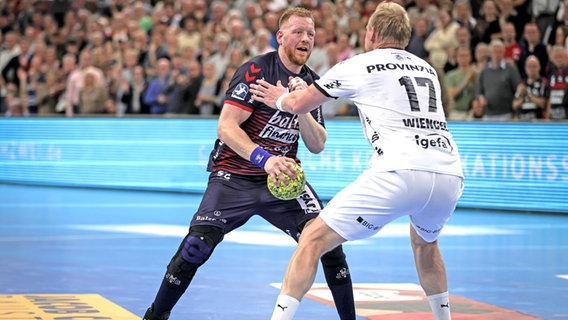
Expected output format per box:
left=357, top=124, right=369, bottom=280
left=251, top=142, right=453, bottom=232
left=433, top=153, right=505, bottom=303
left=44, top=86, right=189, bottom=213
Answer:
left=267, top=163, right=306, bottom=200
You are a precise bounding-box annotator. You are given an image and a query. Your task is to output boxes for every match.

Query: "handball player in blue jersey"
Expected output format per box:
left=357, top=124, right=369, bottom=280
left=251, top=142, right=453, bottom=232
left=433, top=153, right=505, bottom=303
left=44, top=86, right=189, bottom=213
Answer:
left=143, top=7, right=356, bottom=320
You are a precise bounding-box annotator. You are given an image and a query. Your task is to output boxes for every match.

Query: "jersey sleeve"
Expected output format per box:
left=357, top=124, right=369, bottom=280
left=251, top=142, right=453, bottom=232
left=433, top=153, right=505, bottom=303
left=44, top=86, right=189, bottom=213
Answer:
left=313, top=60, right=357, bottom=100
left=223, top=59, right=265, bottom=112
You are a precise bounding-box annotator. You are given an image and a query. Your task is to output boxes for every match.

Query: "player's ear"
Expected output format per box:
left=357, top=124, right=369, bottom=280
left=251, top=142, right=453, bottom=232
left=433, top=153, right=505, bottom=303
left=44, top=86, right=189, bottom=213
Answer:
left=370, top=28, right=377, bottom=43
left=276, top=30, right=284, bottom=45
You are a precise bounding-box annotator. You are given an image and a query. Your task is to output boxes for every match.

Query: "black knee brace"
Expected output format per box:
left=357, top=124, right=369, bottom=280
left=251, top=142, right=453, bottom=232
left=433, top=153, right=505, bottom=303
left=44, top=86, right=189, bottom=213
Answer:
left=166, top=225, right=224, bottom=283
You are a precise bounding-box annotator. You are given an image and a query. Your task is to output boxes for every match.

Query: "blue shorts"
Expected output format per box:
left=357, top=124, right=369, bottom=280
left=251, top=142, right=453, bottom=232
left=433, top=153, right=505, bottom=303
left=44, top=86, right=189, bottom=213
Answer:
left=190, top=170, right=324, bottom=241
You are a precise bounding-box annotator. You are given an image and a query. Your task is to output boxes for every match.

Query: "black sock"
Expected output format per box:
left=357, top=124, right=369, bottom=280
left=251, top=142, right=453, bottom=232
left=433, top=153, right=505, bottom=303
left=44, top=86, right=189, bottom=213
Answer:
left=323, top=264, right=356, bottom=320
left=152, top=274, right=191, bottom=316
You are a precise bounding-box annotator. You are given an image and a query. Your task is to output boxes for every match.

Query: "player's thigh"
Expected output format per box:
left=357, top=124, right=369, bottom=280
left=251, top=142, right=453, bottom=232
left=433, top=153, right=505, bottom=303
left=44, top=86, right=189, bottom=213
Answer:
left=410, top=173, right=463, bottom=243
left=190, top=172, right=260, bottom=231
left=319, top=170, right=411, bottom=241
left=299, top=216, right=347, bottom=255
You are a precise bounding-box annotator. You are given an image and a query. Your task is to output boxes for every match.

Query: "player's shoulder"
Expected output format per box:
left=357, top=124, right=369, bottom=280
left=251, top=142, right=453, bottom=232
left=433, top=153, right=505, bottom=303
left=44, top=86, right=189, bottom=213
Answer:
left=241, top=51, right=277, bottom=70
left=343, top=48, right=429, bottom=67
left=234, top=52, right=278, bottom=85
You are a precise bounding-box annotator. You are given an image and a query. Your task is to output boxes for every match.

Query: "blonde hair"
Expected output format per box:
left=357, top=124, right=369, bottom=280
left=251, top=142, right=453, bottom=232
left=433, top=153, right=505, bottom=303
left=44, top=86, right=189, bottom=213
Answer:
left=368, top=2, right=411, bottom=47
left=278, top=7, right=314, bottom=29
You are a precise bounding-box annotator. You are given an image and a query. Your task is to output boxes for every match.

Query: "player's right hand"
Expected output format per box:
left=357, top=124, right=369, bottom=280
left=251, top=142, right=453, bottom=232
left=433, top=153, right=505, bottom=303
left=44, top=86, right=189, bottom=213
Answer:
left=264, top=156, right=298, bottom=186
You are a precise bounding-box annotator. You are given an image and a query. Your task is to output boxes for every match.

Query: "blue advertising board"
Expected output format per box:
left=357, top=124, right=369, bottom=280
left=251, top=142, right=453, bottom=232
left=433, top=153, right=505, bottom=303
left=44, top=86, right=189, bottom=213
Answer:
left=1, top=118, right=566, bottom=213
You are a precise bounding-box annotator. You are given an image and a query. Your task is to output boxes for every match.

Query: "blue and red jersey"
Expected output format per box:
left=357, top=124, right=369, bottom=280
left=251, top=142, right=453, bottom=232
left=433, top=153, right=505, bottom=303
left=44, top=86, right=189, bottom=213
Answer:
left=207, top=51, right=324, bottom=176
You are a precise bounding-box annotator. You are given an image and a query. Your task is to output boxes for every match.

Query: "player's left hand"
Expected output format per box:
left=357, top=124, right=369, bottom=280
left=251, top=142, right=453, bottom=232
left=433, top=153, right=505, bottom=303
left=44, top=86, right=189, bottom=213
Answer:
left=250, top=79, right=287, bottom=108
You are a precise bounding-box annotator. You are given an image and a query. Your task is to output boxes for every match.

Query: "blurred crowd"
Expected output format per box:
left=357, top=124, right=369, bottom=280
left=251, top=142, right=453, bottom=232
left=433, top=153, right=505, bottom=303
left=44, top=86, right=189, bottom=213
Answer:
left=0, top=0, right=567, bottom=121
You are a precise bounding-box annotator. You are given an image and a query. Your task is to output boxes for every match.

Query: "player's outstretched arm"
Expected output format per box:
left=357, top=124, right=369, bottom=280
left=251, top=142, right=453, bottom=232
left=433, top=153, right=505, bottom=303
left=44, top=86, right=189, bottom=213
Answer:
left=251, top=79, right=331, bottom=114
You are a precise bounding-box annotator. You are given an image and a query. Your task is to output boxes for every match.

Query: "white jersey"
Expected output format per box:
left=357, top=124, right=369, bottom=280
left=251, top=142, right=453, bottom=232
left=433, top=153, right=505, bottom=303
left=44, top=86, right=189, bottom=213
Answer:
left=314, top=48, right=463, bottom=178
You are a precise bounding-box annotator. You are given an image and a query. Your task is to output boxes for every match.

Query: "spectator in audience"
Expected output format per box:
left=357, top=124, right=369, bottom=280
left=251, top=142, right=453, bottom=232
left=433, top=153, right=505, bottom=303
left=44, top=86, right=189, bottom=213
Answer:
left=475, top=39, right=522, bottom=120
left=503, top=22, right=522, bottom=65
left=184, top=59, right=204, bottom=114
left=143, top=28, right=168, bottom=75
left=533, top=0, right=561, bottom=45
left=346, top=14, right=363, bottom=51
left=424, top=6, right=459, bottom=71
left=319, top=41, right=339, bottom=75
left=167, top=59, right=203, bottom=115
left=263, top=10, right=280, bottom=50
left=546, top=0, right=568, bottom=49
left=478, top=0, right=501, bottom=44
left=407, top=0, right=439, bottom=28
left=0, top=31, right=22, bottom=82
left=336, top=32, right=353, bottom=62
left=4, top=83, right=23, bottom=117
left=444, top=46, right=458, bottom=74
left=79, top=69, right=109, bottom=114
left=454, top=0, right=483, bottom=50
left=455, top=26, right=474, bottom=55
left=242, top=0, right=263, bottom=30
left=307, top=27, right=329, bottom=73
left=36, top=69, right=61, bottom=115
left=41, top=45, right=59, bottom=73
left=65, top=49, right=105, bottom=117
left=444, top=26, right=473, bottom=73
left=548, top=24, right=568, bottom=54
left=121, top=65, right=149, bottom=115
left=209, top=32, right=232, bottom=79
left=17, top=54, right=44, bottom=115
left=195, top=61, right=219, bottom=116
left=204, top=1, right=228, bottom=36
left=196, top=35, right=215, bottom=63
left=144, top=57, right=174, bottom=115
left=0, top=31, right=23, bottom=90
left=250, top=28, right=277, bottom=57
left=405, top=17, right=430, bottom=60
left=518, top=22, right=549, bottom=78
left=445, top=46, right=477, bottom=121
left=214, top=64, right=237, bottom=114
left=51, top=53, right=75, bottom=113
left=472, top=42, right=490, bottom=73
left=1, top=0, right=566, bottom=121
left=228, top=47, right=246, bottom=70
left=177, top=15, right=201, bottom=53
left=498, top=0, right=526, bottom=44
left=513, top=55, right=549, bottom=120
left=547, top=45, right=568, bottom=120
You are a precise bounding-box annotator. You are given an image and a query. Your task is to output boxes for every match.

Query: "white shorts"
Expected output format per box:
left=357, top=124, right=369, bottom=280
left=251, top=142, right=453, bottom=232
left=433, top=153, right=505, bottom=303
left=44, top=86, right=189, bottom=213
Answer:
left=320, top=169, right=464, bottom=243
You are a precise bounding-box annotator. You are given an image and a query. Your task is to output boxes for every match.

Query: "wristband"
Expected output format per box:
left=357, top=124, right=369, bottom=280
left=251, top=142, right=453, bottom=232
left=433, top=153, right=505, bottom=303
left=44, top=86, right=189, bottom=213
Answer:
left=276, top=92, right=289, bottom=112
left=249, top=146, right=272, bottom=169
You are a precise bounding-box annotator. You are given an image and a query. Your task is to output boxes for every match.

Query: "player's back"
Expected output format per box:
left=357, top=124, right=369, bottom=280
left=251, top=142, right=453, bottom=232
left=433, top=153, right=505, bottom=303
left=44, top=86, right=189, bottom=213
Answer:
left=316, top=48, right=463, bottom=177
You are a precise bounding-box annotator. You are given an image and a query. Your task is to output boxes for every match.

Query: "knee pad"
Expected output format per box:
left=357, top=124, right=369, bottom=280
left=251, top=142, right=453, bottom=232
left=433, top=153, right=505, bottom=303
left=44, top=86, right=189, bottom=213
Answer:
left=167, top=225, right=224, bottom=281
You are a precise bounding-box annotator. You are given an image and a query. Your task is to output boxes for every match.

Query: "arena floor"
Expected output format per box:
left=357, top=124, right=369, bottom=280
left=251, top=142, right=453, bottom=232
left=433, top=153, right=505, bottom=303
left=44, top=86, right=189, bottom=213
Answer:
left=0, top=183, right=566, bottom=320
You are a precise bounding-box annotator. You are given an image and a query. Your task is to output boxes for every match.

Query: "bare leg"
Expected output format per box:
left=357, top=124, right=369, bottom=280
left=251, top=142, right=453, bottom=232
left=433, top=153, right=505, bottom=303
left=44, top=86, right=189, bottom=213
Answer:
left=410, top=224, right=451, bottom=320
left=272, top=217, right=346, bottom=319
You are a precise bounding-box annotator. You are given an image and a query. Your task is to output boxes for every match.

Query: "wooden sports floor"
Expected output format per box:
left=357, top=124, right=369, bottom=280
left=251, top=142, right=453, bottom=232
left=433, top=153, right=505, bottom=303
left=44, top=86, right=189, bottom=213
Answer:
left=0, top=183, right=566, bottom=320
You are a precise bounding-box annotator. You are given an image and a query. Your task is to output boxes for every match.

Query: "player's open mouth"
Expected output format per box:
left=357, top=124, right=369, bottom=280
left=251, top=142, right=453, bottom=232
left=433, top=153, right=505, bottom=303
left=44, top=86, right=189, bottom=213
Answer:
left=297, top=47, right=309, bottom=52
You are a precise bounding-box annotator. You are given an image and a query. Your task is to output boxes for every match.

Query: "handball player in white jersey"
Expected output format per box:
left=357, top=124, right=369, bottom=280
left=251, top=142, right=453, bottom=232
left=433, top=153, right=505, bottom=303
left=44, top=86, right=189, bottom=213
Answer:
left=251, top=2, right=464, bottom=320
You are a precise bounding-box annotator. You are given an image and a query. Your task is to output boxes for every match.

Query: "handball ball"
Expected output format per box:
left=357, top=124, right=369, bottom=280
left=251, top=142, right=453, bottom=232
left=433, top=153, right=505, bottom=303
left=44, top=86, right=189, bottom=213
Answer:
left=267, top=162, right=306, bottom=200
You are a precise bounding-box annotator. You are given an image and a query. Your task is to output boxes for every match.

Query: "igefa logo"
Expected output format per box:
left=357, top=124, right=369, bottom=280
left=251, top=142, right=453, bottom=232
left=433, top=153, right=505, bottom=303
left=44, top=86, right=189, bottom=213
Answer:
left=414, top=134, right=453, bottom=152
